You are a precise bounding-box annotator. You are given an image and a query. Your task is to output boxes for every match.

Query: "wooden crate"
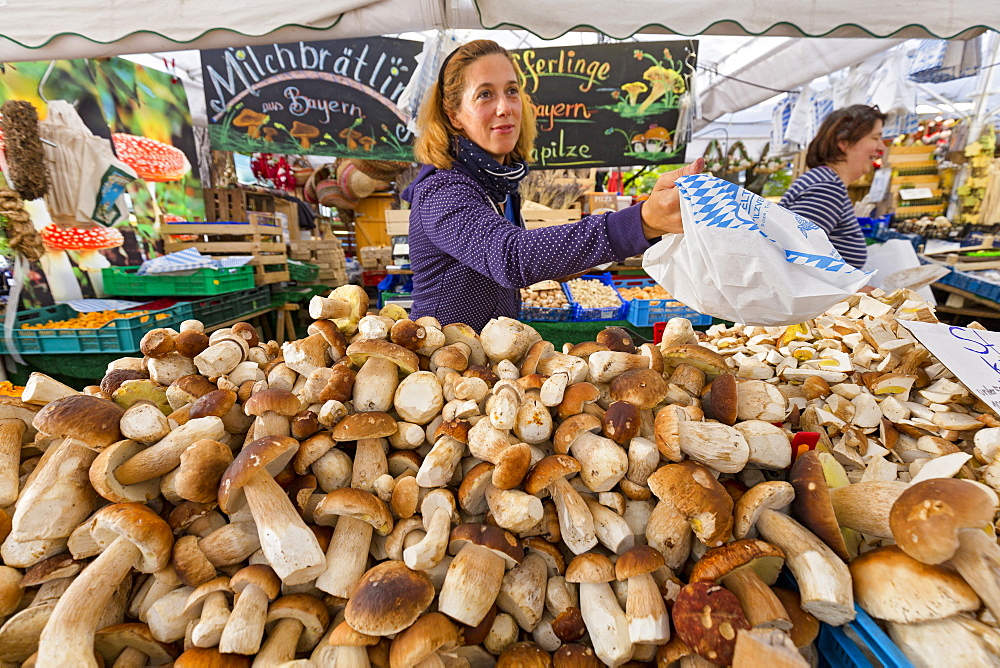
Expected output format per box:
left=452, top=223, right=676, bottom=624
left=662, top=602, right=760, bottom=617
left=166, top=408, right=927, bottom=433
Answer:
left=523, top=209, right=580, bottom=230
left=385, top=209, right=410, bottom=236
left=204, top=187, right=277, bottom=222
left=163, top=216, right=289, bottom=285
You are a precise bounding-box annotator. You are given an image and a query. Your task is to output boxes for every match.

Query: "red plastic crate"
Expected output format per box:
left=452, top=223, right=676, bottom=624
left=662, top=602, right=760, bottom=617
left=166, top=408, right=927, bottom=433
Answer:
left=362, top=271, right=387, bottom=287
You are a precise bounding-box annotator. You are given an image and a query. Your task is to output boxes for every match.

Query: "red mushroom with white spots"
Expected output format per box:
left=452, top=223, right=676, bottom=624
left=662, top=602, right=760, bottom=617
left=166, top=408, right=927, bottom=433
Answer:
left=111, top=134, right=190, bottom=225
left=40, top=224, right=124, bottom=300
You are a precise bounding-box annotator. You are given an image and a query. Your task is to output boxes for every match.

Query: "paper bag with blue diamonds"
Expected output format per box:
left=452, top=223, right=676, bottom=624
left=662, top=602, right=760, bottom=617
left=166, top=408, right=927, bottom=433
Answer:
left=642, top=174, right=874, bottom=326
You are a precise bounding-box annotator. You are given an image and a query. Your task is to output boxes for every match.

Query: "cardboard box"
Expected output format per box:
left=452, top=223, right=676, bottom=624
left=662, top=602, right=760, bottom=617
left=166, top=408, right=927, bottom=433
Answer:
left=583, top=193, right=618, bottom=215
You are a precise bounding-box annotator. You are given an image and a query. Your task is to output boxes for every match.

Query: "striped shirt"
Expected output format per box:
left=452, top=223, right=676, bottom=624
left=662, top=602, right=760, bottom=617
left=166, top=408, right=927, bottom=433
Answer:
left=779, top=166, right=868, bottom=269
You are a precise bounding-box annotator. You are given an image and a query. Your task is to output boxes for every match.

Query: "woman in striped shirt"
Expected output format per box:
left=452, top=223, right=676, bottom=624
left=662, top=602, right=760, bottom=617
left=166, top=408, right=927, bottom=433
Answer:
left=780, top=105, right=887, bottom=269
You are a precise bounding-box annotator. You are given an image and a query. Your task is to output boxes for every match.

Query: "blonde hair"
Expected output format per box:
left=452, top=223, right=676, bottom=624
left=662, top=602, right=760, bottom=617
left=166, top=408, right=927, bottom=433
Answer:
left=414, top=39, right=537, bottom=170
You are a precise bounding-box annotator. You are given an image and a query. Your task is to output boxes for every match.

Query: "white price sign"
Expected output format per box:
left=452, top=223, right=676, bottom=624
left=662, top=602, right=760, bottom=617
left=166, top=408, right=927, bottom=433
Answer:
left=899, top=320, right=1000, bottom=411
left=899, top=187, right=935, bottom=201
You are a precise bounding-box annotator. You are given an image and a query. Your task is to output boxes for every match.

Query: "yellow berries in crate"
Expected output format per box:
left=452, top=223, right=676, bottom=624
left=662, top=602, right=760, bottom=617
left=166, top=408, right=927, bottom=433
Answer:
left=21, top=310, right=155, bottom=329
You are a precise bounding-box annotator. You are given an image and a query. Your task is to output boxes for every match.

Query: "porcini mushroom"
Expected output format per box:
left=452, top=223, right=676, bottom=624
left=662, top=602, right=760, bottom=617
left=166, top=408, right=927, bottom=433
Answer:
left=672, top=581, right=751, bottom=666
left=565, top=553, right=633, bottom=666
left=289, top=121, right=320, bottom=149
left=218, top=564, right=281, bottom=655
left=615, top=545, right=669, bottom=644
left=313, top=487, right=393, bottom=598
left=523, top=455, right=597, bottom=555
left=438, top=523, right=524, bottom=627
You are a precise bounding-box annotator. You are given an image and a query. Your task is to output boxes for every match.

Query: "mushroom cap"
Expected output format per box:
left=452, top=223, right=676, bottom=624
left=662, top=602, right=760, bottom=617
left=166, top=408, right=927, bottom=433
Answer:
left=464, top=364, right=500, bottom=386
left=645, top=125, right=671, bottom=140
left=790, top=450, right=849, bottom=561
left=688, top=539, right=785, bottom=585
left=174, top=330, right=210, bottom=358
left=314, top=487, right=394, bottom=535
left=232, top=108, right=267, bottom=126
left=328, top=619, right=380, bottom=647
left=218, top=435, right=300, bottom=513
left=20, top=553, right=82, bottom=587
left=100, top=368, right=148, bottom=397
left=734, top=480, right=796, bottom=539
left=609, top=368, right=668, bottom=410
left=673, top=581, right=751, bottom=666
left=308, top=319, right=349, bottom=355
left=448, top=523, right=524, bottom=568
left=293, top=432, right=337, bottom=474
left=94, top=623, right=178, bottom=665
left=553, top=413, right=602, bottom=454
left=112, top=133, right=189, bottom=182
left=189, top=390, right=237, bottom=419
left=89, top=439, right=161, bottom=504
left=183, top=576, right=233, bottom=615
left=230, top=564, right=280, bottom=599
left=602, top=400, right=641, bottom=444
left=389, top=612, right=461, bottom=667
left=332, top=411, right=398, bottom=441
left=435, top=418, right=471, bottom=444
left=615, top=544, right=666, bottom=579
left=521, top=340, right=555, bottom=376
left=648, top=461, right=734, bottom=547
left=175, top=439, right=233, bottom=504
left=344, top=560, right=435, bottom=636
left=40, top=224, right=124, bottom=251
left=554, top=643, right=601, bottom=667
left=889, top=478, right=998, bottom=564
left=551, top=607, right=586, bottom=642
left=523, top=455, right=581, bottom=495
left=557, top=382, right=601, bottom=418
left=498, top=641, right=552, bottom=667
left=565, top=553, right=615, bottom=583
left=266, top=593, right=330, bottom=651
left=88, top=503, right=173, bottom=573
left=33, top=394, right=123, bottom=449
left=849, top=545, right=979, bottom=623
left=242, top=388, right=300, bottom=417
left=390, top=319, right=427, bottom=351
left=703, top=372, right=738, bottom=425
left=661, top=344, right=730, bottom=379
left=523, top=536, right=566, bottom=575
left=596, top=327, right=637, bottom=354
left=346, top=339, right=419, bottom=375
left=567, top=341, right=609, bottom=358
left=289, top=121, right=320, bottom=138
left=174, top=647, right=250, bottom=667
left=168, top=375, right=217, bottom=406
left=771, top=588, right=819, bottom=648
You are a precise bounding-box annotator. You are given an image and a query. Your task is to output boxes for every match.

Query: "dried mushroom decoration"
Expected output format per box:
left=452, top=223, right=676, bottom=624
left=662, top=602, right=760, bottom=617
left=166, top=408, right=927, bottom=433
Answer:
left=0, top=100, right=49, bottom=201
left=0, top=188, right=42, bottom=261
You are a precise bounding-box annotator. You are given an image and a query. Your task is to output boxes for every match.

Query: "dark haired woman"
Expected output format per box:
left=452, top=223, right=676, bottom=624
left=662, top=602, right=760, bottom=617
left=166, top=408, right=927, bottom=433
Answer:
left=401, top=39, right=702, bottom=331
left=779, top=104, right=887, bottom=269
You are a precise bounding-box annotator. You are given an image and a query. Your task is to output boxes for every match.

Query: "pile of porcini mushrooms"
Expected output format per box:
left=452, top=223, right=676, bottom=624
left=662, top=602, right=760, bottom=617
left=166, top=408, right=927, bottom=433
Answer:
left=0, top=283, right=998, bottom=667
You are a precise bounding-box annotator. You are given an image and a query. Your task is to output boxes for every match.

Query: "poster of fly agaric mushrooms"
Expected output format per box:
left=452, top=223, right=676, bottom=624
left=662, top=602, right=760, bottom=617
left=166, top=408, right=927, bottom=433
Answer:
left=0, top=56, right=203, bottom=308
left=511, top=40, right=697, bottom=169
left=201, top=37, right=422, bottom=160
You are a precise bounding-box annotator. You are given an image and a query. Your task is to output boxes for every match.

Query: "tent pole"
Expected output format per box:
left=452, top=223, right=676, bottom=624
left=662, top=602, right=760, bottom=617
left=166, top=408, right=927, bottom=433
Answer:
left=968, top=31, right=1000, bottom=141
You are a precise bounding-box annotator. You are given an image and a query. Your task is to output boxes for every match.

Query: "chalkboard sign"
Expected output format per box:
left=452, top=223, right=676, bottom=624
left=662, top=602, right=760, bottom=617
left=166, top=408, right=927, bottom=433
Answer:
left=201, top=37, right=422, bottom=160
left=511, top=41, right=697, bottom=169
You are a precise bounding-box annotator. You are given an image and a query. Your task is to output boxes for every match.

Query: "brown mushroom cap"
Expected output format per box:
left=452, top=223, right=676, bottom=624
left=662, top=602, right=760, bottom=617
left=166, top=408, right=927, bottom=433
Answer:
left=557, top=382, right=601, bottom=419
left=88, top=503, right=173, bottom=573
left=230, top=564, right=281, bottom=600
left=615, top=544, right=665, bottom=579
left=596, top=327, right=637, bottom=354
left=523, top=536, right=565, bottom=575
left=32, top=394, right=123, bottom=449
left=346, top=339, right=419, bottom=375
left=567, top=341, right=609, bottom=359
left=771, top=588, right=819, bottom=648
left=608, top=369, right=668, bottom=410
left=602, top=400, right=641, bottom=444
left=435, top=419, right=471, bottom=444
left=20, top=553, right=82, bottom=587
left=890, top=478, right=999, bottom=565
left=242, top=388, right=300, bottom=418
left=389, top=612, right=461, bottom=667
left=551, top=607, right=586, bottom=643
left=662, top=344, right=730, bottom=379
left=523, top=455, right=581, bottom=495
left=554, top=643, right=601, bottom=667
left=343, top=561, right=435, bottom=636
left=327, top=620, right=379, bottom=647
left=183, top=576, right=233, bottom=615
left=673, top=581, right=751, bottom=666
left=553, top=413, right=602, bottom=454
left=790, top=450, right=849, bottom=561
left=850, top=545, right=979, bottom=623
left=230, top=322, right=260, bottom=348
left=100, top=368, right=148, bottom=397
left=648, top=461, right=734, bottom=547
left=174, top=439, right=233, bottom=504
left=189, top=390, right=237, bottom=420
left=308, top=319, right=349, bottom=356
left=168, top=375, right=217, bottom=406
left=293, top=432, right=337, bottom=474
left=332, top=412, right=397, bottom=441
left=172, top=534, right=216, bottom=587
left=565, top=553, right=615, bottom=583
left=94, top=623, right=178, bottom=665
left=448, top=523, right=524, bottom=567
left=464, top=365, right=500, bottom=386
left=175, top=647, right=251, bottom=667
left=218, top=435, right=300, bottom=513
left=174, top=330, right=210, bottom=358
left=498, top=641, right=552, bottom=667
left=265, top=594, right=330, bottom=651
left=689, top=539, right=785, bottom=585
left=521, top=340, right=555, bottom=376
left=703, top=373, right=738, bottom=425
left=314, top=487, right=394, bottom=535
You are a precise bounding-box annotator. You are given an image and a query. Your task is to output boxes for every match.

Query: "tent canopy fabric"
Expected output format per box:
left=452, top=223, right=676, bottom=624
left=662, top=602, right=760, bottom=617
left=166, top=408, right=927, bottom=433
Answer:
left=0, top=0, right=994, bottom=62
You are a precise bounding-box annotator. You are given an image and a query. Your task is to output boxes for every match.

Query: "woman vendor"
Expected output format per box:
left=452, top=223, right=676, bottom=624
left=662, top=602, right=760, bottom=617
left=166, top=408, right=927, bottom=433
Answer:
left=780, top=104, right=887, bottom=270
left=402, top=39, right=702, bottom=331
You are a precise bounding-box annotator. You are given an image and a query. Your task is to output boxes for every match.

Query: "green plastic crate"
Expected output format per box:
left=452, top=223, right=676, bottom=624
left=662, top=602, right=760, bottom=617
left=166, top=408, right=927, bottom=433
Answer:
left=0, top=302, right=194, bottom=355
left=103, top=266, right=255, bottom=296
left=187, top=286, right=272, bottom=327
left=288, top=260, right=320, bottom=283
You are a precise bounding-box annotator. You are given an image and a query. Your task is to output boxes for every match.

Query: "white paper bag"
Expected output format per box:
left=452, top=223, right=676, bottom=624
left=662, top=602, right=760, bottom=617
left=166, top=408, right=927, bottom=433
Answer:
left=642, top=174, right=874, bottom=326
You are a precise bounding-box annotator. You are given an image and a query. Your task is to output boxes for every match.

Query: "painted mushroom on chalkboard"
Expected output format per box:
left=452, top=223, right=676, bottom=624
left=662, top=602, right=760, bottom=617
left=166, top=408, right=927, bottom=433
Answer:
left=290, top=122, right=320, bottom=150
left=339, top=128, right=363, bottom=151
left=621, top=82, right=647, bottom=107
left=631, top=132, right=646, bottom=153
left=233, top=109, right=268, bottom=140
left=645, top=125, right=672, bottom=153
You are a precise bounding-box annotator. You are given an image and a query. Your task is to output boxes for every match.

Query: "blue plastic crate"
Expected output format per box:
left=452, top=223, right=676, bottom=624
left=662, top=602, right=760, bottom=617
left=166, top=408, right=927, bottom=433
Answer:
left=613, top=277, right=712, bottom=327
left=563, top=273, right=628, bottom=321
left=818, top=605, right=912, bottom=668
left=519, top=304, right=572, bottom=322
left=937, top=268, right=1000, bottom=302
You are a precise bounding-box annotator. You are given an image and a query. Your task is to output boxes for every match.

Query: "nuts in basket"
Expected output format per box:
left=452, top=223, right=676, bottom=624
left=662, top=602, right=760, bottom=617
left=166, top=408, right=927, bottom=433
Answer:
left=566, top=278, right=622, bottom=309
left=619, top=284, right=673, bottom=301
left=520, top=280, right=568, bottom=308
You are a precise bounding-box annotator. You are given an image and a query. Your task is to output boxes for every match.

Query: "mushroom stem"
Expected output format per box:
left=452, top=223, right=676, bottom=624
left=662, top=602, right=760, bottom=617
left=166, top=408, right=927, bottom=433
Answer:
left=950, top=529, right=1000, bottom=621
left=625, top=573, right=670, bottom=644
left=40, top=248, right=84, bottom=303
left=353, top=357, right=399, bottom=413
left=146, top=181, right=163, bottom=227
left=828, top=481, right=907, bottom=539
left=113, top=646, right=147, bottom=668
left=192, top=591, right=231, bottom=648
left=255, top=410, right=291, bottom=439
left=219, top=582, right=269, bottom=655
left=352, top=438, right=387, bottom=493
left=0, top=419, right=24, bottom=507
left=330, top=646, right=371, bottom=666
left=254, top=617, right=302, bottom=667
left=719, top=567, right=792, bottom=630
left=550, top=477, right=597, bottom=555
left=37, top=536, right=138, bottom=667
left=438, top=543, right=506, bottom=626
left=242, top=473, right=326, bottom=585
left=199, top=521, right=261, bottom=567
left=76, top=249, right=111, bottom=298
left=579, top=581, right=633, bottom=666
left=315, top=516, right=373, bottom=598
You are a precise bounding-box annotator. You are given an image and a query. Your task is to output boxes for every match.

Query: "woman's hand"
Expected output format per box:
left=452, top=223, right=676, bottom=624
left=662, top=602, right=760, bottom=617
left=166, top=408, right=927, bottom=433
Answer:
left=640, top=158, right=704, bottom=239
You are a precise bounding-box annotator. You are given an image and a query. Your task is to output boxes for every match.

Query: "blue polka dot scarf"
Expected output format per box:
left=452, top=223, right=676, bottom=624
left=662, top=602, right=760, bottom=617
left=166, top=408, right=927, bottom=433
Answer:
left=452, top=135, right=528, bottom=202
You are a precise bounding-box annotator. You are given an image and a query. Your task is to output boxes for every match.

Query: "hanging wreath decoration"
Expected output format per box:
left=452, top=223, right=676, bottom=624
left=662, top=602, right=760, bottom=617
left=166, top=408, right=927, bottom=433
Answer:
left=702, top=139, right=728, bottom=177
